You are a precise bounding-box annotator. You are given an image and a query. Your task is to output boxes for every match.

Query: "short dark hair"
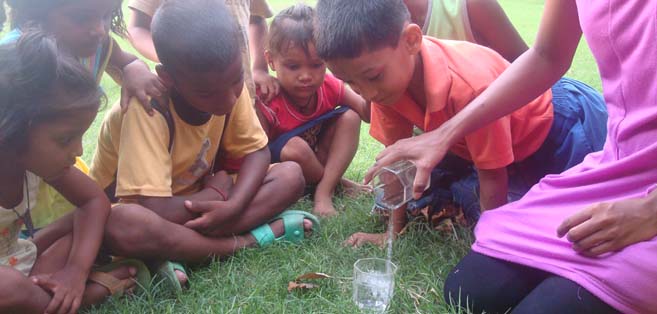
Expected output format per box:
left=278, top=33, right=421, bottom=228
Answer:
left=0, top=29, right=103, bottom=150
left=267, top=3, right=315, bottom=57
left=315, top=0, right=410, bottom=60
left=152, top=0, right=240, bottom=74
left=2, top=0, right=127, bottom=36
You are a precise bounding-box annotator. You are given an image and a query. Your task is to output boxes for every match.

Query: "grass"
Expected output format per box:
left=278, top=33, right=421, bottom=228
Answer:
left=4, top=0, right=601, bottom=313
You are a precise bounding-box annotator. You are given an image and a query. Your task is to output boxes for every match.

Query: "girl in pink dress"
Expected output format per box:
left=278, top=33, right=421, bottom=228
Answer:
left=366, top=0, right=657, bottom=313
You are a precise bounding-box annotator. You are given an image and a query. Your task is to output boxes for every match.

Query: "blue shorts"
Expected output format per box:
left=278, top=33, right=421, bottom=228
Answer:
left=415, top=77, right=608, bottom=222
left=269, top=106, right=350, bottom=163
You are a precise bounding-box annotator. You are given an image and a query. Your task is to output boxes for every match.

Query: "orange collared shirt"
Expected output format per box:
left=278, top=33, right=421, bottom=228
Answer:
left=370, top=37, right=553, bottom=170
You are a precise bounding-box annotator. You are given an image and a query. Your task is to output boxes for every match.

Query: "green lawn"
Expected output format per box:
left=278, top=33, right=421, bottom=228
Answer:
left=4, top=1, right=602, bottom=313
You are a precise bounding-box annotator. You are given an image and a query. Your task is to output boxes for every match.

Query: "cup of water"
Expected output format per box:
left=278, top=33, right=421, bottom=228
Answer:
left=353, top=258, right=398, bottom=313
left=372, top=160, right=429, bottom=210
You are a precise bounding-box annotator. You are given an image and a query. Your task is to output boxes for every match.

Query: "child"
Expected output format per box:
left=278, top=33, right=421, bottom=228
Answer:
left=91, top=0, right=318, bottom=288
left=1, top=0, right=166, bottom=112
left=256, top=4, right=370, bottom=217
left=404, top=0, right=527, bottom=62
left=126, top=0, right=279, bottom=103
left=0, top=31, right=149, bottom=314
left=1, top=0, right=168, bottom=235
left=314, top=0, right=608, bottom=247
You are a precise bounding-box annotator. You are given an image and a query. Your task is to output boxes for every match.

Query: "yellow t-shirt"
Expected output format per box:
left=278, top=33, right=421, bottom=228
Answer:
left=128, top=0, right=273, bottom=101
left=90, top=86, right=268, bottom=198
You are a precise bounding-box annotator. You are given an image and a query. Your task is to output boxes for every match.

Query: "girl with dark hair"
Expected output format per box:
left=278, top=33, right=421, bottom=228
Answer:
left=255, top=4, right=371, bottom=217
left=0, top=31, right=149, bottom=314
left=0, top=0, right=166, bottom=113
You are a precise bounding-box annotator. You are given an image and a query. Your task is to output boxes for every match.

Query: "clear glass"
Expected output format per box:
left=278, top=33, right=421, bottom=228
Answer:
left=353, top=258, right=398, bottom=313
left=372, top=160, right=429, bottom=210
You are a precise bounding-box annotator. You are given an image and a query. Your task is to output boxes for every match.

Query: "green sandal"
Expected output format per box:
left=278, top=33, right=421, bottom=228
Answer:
left=154, top=261, right=189, bottom=293
left=90, top=258, right=152, bottom=299
left=250, top=210, right=321, bottom=247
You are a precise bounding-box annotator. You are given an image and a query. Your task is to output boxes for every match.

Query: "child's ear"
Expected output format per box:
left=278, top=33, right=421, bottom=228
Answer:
left=155, top=64, right=174, bottom=89
left=264, top=50, right=276, bottom=71
left=401, top=23, right=423, bottom=55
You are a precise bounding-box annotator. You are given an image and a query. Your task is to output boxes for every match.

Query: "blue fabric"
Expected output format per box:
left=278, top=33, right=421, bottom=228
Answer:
left=269, top=106, right=350, bottom=162
left=418, top=77, right=608, bottom=223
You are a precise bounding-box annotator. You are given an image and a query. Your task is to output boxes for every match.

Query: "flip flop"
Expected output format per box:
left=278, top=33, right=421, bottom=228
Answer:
left=89, top=258, right=151, bottom=299
left=154, top=260, right=189, bottom=293
left=250, top=210, right=320, bottom=247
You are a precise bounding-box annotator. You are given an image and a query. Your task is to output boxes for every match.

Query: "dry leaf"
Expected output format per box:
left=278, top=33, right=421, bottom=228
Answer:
left=295, top=272, right=331, bottom=281
left=287, top=281, right=319, bottom=292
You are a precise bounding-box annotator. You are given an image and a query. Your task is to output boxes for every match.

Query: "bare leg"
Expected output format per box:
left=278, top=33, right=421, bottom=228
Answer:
left=105, top=162, right=307, bottom=261
left=0, top=267, right=50, bottom=314
left=3, top=235, right=138, bottom=313
left=280, top=136, right=326, bottom=184
left=313, top=109, right=361, bottom=217
left=207, top=161, right=306, bottom=236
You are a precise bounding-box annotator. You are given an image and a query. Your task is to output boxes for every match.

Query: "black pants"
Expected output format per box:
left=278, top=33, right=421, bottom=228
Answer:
left=443, top=251, right=617, bottom=314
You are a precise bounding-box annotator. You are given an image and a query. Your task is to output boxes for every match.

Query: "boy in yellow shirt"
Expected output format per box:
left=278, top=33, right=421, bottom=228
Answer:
left=91, top=0, right=317, bottom=287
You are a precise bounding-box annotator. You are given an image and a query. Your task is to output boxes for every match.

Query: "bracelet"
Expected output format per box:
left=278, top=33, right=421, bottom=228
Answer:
left=207, top=185, right=227, bottom=201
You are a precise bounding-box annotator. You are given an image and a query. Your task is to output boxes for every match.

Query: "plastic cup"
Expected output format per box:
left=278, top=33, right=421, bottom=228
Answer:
left=352, top=258, right=398, bottom=313
left=372, top=160, right=428, bottom=210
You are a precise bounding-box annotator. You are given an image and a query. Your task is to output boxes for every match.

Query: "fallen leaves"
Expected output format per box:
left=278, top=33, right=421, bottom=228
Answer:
left=287, top=272, right=332, bottom=292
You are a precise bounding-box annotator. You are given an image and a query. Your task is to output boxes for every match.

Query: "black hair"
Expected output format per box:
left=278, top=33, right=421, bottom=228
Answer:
left=152, top=0, right=240, bottom=75
left=0, top=30, right=103, bottom=150
left=1, top=0, right=127, bottom=37
left=267, top=3, right=315, bottom=57
left=315, top=0, right=410, bottom=60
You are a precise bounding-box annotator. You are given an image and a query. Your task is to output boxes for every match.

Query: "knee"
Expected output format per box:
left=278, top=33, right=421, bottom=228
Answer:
left=280, top=137, right=312, bottom=162
left=105, top=204, right=162, bottom=256
left=337, top=109, right=361, bottom=129
left=0, top=267, right=31, bottom=308
left=272, top=161, right=305, bottom=197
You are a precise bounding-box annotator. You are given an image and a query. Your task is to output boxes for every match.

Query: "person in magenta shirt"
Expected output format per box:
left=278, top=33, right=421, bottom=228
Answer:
left=358, top=0, right=657, bottom=313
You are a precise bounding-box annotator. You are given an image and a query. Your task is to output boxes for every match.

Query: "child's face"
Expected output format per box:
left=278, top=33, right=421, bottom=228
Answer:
left=160, top=56, right=245, bottom=116
left=23, top=107, right=97, bottom=181
left=326, top=26, right=421, bottom=106
left=267, top=43, right=327, bottom=102
left=45, top=0, right=120, bottom=58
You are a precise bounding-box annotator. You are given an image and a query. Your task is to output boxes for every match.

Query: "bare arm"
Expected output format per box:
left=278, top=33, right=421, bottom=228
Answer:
left=342, top=85, right=371, bottom=123
left=127, top=8, right=160, bottom=62
left=250, top=15, right=280, bottom=102
left=467, top=0, right=528, bottom=62
left=477, top=167, right=508, bottom=210
left=43, top=168, right=110, bottom=273
left=365, top=0, right=582, bottom=198
left=183, top=147, right=271, bottom=232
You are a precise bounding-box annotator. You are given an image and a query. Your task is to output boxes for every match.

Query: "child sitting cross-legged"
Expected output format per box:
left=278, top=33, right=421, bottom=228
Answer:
left=314, top=0, right=608, bottom=247
left=255, top=4, right=371, bottom=217
left=0, top=31, right=150, bottom=314
left=91, top=0, right=318, bottom=290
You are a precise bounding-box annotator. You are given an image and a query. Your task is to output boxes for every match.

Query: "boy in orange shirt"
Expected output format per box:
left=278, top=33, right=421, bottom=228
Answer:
left=314, top=0, right=608, bottom=246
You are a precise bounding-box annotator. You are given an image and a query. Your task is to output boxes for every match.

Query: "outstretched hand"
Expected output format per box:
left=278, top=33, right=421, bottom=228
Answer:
left=363, top=131, right=450, bottom=199
left=557, top=196, right=657, bottom=256
left=31, top=268, right=86, bottom=314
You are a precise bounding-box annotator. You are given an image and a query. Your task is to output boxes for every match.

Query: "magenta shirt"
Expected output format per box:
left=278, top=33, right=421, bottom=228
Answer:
left=472, top=1, right=657, bottom=313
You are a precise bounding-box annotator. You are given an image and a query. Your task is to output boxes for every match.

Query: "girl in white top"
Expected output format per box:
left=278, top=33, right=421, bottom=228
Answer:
left=0, top=31, right=142, bottom=314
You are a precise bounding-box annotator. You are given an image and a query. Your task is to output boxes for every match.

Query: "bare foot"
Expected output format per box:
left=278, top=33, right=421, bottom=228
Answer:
left=313, top=196, right=338, bottom=217
left=83, top=265, right=137, bottom=305
left=339, top=178, right=373, bottom=198
left=344, top=232, right=387, bottom=248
